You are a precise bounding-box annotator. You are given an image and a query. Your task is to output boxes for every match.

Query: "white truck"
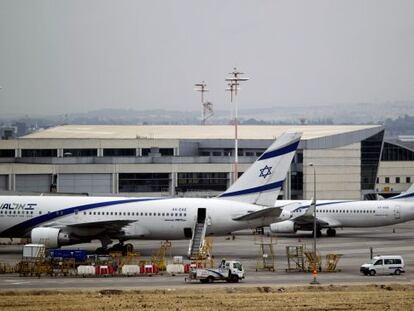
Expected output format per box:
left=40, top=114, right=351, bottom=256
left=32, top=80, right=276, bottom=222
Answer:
left=186, top=260, right=245, bottom=283
left=360, top=255, right=405, bottom=276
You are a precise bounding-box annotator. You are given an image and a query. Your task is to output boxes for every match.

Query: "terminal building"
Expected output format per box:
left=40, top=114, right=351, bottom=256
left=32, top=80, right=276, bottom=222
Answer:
left=0, top=124, right=388, bottom=200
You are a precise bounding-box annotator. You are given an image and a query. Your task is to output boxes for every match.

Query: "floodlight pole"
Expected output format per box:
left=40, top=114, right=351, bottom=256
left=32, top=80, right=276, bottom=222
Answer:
left=226, top=68, right=249, bottom=182
left=309, top=163, right=320, bottom=284
left=194, top=81, right=208, bottom=125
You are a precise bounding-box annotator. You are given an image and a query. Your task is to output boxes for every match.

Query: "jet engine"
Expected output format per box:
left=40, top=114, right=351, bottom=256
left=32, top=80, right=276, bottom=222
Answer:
left=31, top=227, right=72, bottom=248
left=269, top=220, right=298, bottom=233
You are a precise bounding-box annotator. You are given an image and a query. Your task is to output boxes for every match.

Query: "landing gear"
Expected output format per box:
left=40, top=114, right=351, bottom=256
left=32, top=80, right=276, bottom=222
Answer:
left=108, top=242, right=134, bottom=255
left=312, top=229, right=322, bottom=238
left=95, top=236, right=113, bottom=254
left=95, top=247, right=108, bottom=255
left=326, top=228, right=336, bottom=237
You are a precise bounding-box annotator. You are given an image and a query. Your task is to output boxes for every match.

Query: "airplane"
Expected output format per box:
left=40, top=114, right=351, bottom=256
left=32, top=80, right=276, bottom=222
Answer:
left=0, top=131, right=302, bottom=254
left=269, top=183, right=414, bottom=237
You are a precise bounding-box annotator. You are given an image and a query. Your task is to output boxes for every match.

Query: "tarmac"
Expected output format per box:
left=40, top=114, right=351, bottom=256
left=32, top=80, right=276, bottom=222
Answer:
left=1, top=221, right=414, bottom=289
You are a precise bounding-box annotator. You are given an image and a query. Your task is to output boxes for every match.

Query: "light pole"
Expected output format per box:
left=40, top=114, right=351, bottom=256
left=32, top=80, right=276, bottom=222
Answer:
left=194, top=81, right=208, bottom=125
left=225, top=68, right=249, bottom=182
left=309, top=163, right=320, bottom=284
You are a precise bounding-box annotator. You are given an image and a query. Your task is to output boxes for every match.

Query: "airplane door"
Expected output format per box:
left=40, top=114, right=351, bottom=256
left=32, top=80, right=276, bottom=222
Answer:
left=394, top=205, right=401, bottom=220
left=197, top=208, right=206, bottom=224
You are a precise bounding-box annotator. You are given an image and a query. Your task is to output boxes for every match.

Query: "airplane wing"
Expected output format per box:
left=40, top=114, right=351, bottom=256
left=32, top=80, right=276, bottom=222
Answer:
left=43, top=219, right=137, bottom=236
left=232, top=206, right=283, bottom=221
left=66, top=220, right=135, bottom=231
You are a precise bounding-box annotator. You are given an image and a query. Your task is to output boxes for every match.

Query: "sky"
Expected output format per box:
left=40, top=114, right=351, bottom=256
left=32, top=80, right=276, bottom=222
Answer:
left=0, top=0, right=413, bottom=116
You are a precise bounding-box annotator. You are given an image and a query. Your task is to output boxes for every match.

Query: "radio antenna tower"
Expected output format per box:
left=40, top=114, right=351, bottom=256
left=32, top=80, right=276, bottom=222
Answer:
left=194, top=81, right=213, bottom=125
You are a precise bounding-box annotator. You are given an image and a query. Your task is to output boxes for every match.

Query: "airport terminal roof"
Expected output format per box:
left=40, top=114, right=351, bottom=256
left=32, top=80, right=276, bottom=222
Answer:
left=22, top=124, right=383, bottom=141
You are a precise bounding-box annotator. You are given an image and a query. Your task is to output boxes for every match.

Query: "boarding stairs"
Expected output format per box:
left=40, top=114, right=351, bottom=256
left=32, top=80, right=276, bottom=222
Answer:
left=187, top=220, right=207, bottom=259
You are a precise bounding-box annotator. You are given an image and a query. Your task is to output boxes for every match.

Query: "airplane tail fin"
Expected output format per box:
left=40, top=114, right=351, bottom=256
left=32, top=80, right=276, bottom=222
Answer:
left=218, top=131, right=302, bottom=206
left=389, top=183, right=414, bottom=200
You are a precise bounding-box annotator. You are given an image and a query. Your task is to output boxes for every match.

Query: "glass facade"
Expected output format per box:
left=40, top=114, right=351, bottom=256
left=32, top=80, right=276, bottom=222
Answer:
left=381, top=142, right=414, bottom=161
left=159, top=148, right=174, bottom=156
left=361, top=131, right=384, bottom=191
left=103, top=148, right=136, bottom=157
left=177, top=172, right=228, bottom=191
left=0, top=149, right=15, bottom=157
left=119, top=173, right=170, bottom=192
left=63, top=149, right=97, bottom=157
left=22, top=149, right=57, bottom=157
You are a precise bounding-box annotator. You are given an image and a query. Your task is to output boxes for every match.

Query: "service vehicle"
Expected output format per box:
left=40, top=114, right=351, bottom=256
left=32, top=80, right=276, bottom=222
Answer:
left=186, top=260, right=245, bottom=283
left=360, top=255, right=405, bottom=276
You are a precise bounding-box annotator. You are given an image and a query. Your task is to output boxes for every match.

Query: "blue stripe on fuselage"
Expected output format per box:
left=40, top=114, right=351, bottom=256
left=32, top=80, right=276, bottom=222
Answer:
left=0, top=197, right=164, bottom=237
left=258, top=140, right=300, bottom=161
left=389, top=192, right=414, bottom=200
left=219, top=180, right=284, bottom=198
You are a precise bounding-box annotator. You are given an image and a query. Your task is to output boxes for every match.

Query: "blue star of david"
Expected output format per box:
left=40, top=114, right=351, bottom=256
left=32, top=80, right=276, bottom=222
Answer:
left=259, top=165, right=272, bottom=179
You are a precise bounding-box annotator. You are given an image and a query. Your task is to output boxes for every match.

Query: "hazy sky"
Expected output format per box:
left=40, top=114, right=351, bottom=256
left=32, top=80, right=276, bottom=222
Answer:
left=0, top=0, right=413, bottom=116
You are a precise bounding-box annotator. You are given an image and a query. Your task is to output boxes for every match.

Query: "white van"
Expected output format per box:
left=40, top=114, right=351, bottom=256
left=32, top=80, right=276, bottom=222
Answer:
left=360, top=255, right=405, bottom=276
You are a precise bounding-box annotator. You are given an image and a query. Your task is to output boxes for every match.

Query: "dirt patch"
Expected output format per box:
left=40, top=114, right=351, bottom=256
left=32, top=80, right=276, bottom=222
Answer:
left=0, top=284, right=413, bottom=310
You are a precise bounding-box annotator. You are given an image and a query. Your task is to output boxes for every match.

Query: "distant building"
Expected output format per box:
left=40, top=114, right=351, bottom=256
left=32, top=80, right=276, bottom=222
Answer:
left=376, top=137, right=414, bottom=197
left=0, top=124, right=385, bottom=200
left=0, top=126, right=17, bottom=140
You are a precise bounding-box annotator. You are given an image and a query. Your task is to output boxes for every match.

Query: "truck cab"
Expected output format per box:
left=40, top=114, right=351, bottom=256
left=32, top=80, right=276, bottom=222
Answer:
left=187, top=260, right=245, bottom=283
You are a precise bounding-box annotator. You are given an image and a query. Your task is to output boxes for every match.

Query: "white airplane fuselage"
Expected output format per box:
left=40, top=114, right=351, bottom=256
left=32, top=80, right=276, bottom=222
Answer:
left=0, top=196, right=264, bottom=241
left=274, top=199, right=414, bottom=228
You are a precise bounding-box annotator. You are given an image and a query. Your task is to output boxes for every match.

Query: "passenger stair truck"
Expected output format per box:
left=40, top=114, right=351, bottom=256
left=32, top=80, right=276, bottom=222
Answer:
left=188, top=207, right=208, bottom=259
left=186, top=260, right=245, bottom=283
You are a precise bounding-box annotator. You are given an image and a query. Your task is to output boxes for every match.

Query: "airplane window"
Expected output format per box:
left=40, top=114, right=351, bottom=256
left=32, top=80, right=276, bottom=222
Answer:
left=39, top=211, right=42, bottom=214
left=93, top=212, right=96, bottom=215
left=97, top=212, right=100, bottom=215
left=123, top=212, right=126, bottom=216
left=13, top=211, right=16, bottom=214
left=149, top=213, right=152, bottom=216
left=184, top=213, right=186, bottom=217
left=17, top=211, right=20, bottom=214
left=0, top=211, right=2, bottom=214
left=145, top=213, right=147, bottom=216
left=162, top=213, right=165, bottom=216
left=166, top=213, right=169, bottom=216
left=110, top=212, right=113, bottom=215
left=127, top=212, right=130, bottom=216
left=140, top=212, right=143, bottom=216
left=179, top=213, right=182, bottom=217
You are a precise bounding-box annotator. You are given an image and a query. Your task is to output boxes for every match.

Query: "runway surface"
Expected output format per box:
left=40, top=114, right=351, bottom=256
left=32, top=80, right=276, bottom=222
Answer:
left=1, top=221, right=414, bottom=289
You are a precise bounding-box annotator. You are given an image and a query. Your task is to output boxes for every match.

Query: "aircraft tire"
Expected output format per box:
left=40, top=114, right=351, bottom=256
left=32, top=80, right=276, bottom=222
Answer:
left=326, top=228, right=336, bottom=237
